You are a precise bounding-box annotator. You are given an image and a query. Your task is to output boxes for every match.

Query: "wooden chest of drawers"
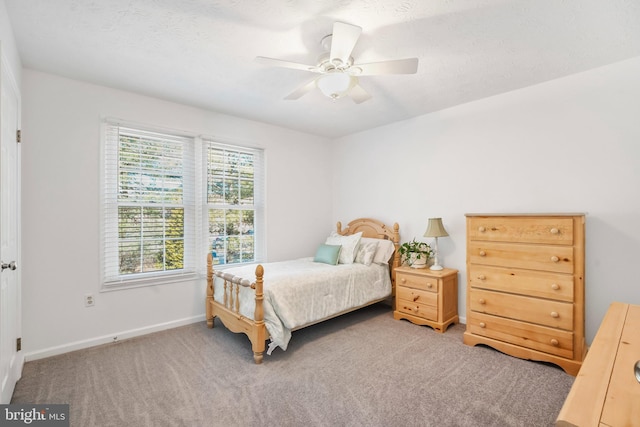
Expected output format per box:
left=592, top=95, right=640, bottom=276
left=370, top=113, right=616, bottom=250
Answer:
left=393, top=266, right=458, bottom=332
left=464, top=214, right=586, bottom=375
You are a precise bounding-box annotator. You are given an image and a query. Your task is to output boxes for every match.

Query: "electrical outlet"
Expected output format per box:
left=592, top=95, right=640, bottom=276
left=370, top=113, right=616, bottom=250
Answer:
left=84, top=293, right=95, bottom=307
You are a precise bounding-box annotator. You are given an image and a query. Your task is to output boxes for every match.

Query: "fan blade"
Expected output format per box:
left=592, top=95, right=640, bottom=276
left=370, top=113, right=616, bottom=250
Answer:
left=351, top=58, right=419, bottom=76
left=255, top=56, right=319, bottom=73
left=349, top=84, right=372, bottom=104
left=330, top=22, right=362, bottom=66
left=284, top=78, right=318, bottom=100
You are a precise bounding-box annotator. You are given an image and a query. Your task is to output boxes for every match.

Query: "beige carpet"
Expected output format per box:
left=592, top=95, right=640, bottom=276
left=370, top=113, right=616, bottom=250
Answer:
left=12, top=304, right=574, bottom=426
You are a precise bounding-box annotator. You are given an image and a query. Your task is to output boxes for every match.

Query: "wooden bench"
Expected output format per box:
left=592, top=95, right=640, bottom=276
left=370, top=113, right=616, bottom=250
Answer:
left=556, top=302, right=640, bottom=426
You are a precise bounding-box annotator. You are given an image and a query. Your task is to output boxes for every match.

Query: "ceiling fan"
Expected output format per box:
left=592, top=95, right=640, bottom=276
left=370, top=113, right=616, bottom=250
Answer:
left=255, top=22, right=419, bottom=104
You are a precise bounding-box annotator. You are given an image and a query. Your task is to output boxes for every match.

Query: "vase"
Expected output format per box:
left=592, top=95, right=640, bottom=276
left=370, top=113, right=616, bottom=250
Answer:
left=408, top=253, right=427, bottom=269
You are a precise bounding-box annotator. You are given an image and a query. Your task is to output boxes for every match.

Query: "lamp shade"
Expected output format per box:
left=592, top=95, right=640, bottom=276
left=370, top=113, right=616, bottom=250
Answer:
left=316, top=73, right=354, bottom=99
left=424, top=218, right=449, bottom=238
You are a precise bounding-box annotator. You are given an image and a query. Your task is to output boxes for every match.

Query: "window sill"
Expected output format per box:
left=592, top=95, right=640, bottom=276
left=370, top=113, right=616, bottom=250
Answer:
left=101, top=271, right=199, bottom=292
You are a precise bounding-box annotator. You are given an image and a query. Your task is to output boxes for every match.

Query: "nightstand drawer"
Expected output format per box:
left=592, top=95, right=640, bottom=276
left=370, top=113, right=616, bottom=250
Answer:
left=468, top=265, right=574, bottom=302
left=396, top=286, right=437, bottom=308
left=468, top=241, right=574, bottom=274
left=396, top=272, right=438, bottom=293
left=467, top=312, right=574, bottom=359
left=469, top=288, right=573, bottom=330
left=396, top=299, right=437, bottom=321
left=468, top=217, right=574, bottom=245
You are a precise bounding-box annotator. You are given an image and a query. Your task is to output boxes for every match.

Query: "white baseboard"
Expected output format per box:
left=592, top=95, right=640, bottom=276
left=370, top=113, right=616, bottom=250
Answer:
left=24, top=314, right=206, bottom=361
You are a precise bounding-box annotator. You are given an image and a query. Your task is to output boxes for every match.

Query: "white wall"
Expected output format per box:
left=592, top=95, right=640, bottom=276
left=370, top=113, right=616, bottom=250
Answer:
left=21, top=69, right=334, bottom=359
left=0, top=0, right=21, bottom=88
left=333, top=56, right=640, bottom=344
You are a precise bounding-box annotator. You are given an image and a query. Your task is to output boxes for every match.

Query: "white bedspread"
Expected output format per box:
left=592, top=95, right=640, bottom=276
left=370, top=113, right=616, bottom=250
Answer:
left=212, top=257, right=392, bottom=354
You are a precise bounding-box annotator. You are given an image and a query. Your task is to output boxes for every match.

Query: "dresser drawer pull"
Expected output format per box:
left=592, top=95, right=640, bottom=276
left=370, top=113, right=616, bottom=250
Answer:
left=478, top=226, right=486, bottom=232
left=400, top=278, right=407, bottom=284
left=551, top=283, right=560, bottom=290
left=426, top=282, right=433, bottom=289
left=478, top=275, right=486, bottom=280
left=479, top=322, right=486, bottom=328
left=550, top=228, right=559, bottom=235
left=550, top=339, right=559, bottom=346
left=479, top=298, right=486, bottom=305
left=479, top=251, right=486, bottom=257
left=550, top=311, right=559, bottom=318
left=550, top=256, right=559, bottom=263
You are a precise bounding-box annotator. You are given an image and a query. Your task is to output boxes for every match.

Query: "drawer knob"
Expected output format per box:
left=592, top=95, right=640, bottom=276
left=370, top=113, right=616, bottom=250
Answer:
left=550, top=311, right=559, bottom=318
left=479, top=298, right=486, bottom=305
left=479, top=322, right=486, bottom=328
left=550, top=339, right=559, bottom=346
left=550, top=256, right=559, bottom=263
left=478, top=275, right=486, bottom=280
left=401, top=278, right=406, bottom=283
left=550, top=228, right=559, bottom=235
left=479, top=251, right=486, bottom=257
left=478, top=226, right=486, bottom=232
left=551, top=283, right=560, bottom=290
left=412, top=306, right=419, bottom=313
left=427, top=282, right=433, bottom=288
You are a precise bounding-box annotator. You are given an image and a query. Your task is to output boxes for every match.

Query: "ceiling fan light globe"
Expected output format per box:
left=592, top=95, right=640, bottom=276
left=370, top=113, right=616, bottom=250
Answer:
left=316, top=73, right=355, bottom=100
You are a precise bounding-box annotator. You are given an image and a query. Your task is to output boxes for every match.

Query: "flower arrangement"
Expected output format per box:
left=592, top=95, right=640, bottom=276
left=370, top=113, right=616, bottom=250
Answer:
left=398, top=238, right=433, bottom=268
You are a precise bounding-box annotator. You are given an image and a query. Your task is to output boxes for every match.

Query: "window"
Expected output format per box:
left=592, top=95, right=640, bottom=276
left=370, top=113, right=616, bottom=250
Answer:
left=102, top=121, right=263, bottom=288
left=206, top=142, right=263, bottom=266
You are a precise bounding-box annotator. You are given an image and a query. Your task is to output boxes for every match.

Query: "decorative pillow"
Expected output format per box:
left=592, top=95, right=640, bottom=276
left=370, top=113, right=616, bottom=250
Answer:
left=313, top=244, right=342, bottom=265
left=325, top=232, right=362, bottom=264
left=360, top=237, right=396, bottom=265
left=354, top=241, right=378, bottom=266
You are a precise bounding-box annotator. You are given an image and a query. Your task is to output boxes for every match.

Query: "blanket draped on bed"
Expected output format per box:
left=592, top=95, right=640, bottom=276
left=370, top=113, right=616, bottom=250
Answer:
left=213, top=257, right=392, bottom=354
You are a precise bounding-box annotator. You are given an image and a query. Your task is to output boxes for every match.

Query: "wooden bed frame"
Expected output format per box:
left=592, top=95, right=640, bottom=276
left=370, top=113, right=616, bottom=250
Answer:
left=206, top=218, right=400, bottom=364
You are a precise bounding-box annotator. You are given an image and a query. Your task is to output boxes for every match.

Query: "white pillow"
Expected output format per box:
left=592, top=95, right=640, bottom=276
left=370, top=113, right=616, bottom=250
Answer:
left=360, top=237, right=396, bottom=265
left=325, top=232, right=362, bottom=264
left=354, top=241, right=378, bottom=266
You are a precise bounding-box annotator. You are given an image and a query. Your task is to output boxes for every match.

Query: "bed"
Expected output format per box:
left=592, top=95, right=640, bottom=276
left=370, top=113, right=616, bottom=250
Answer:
left=206, top=218, right=401, bottom=364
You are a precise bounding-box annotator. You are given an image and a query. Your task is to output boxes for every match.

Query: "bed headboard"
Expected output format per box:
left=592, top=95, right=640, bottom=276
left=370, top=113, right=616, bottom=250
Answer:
left=336, top=218, right=401, bottom=288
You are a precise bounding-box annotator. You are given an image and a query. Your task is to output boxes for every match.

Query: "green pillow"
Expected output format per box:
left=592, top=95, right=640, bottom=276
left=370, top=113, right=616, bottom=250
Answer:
left=314, top=244, right=342, bottom=265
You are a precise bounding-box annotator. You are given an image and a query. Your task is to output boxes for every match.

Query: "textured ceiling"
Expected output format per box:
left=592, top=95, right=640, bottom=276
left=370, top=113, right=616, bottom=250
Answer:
left=5, top=0, right=640, bottom=138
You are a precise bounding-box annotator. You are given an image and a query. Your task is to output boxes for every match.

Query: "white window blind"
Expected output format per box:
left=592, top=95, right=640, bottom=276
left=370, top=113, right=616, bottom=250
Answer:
left=102, top=123, right=196, bottom=287
left=205, top=140, right=264, bottom=267
left=102, top=121, right=264, bottom=289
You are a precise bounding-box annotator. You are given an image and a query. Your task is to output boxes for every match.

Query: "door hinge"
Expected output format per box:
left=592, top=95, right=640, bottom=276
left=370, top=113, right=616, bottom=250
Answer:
left=16, top=129, right=21, bottom=143
left=16, top=337, right=22, bottom=352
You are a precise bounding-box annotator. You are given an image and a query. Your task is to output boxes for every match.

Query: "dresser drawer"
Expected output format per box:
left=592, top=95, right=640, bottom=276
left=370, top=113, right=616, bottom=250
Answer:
left=396, top=272, right=438, bottom=293
left=468, top=217, right=574, bottom=245
left=469, top=288, right=574, bottom=330
left=467, top=312, right=574, bottom=359
left=468, top=265, right=574, bottom=302
left=468, top=242, right=574, bottom=274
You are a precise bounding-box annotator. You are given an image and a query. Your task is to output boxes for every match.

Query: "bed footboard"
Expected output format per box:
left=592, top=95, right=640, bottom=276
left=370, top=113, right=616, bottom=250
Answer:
left=206, top=253, right=266, bottom=364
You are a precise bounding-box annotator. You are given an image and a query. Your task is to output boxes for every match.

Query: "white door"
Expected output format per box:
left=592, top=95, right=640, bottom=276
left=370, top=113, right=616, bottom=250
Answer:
left=0, top=59, right=22, bottom=404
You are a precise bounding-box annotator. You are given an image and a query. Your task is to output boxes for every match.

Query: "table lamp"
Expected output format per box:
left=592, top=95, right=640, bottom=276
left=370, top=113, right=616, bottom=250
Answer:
left=424, top=218, right=449, bottom=270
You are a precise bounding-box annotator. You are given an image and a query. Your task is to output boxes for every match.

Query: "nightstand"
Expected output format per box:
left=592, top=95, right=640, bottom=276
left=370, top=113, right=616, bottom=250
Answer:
left=393, top=266, right=458, bottom=333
